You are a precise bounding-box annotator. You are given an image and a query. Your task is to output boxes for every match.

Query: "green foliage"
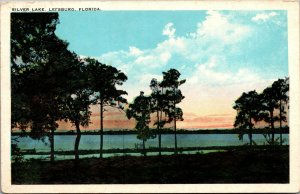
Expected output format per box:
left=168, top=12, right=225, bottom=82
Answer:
left=233, top=78, right=289, bottom=146
left=11, top=13, right=80, bottom=139
left=11, top=13, right=59, bottom=65
left=61, top=61, right=93, bottom=128
left=11, top=143, right=24, bottom=163
left=11, top=13, right=130, bottom=161
left=272, top=78, right=289, bottom=105
left=160, top=69, right=185, bottom=120
left=149, top=69, right=185, bottom=129
left=11, top=13, right=91, bottom=161
left=85, top=57, right=128, bottom=107
left=11, top=13, right=59, bottom=131
left=149, top=78, right=170, bottom=129
left=271, top=78, right=289, bottom=127
left=160, top=69, right=185, bottom=122
left=233, top=90, right=266, bottom=145
left=126, top=92, right=155, bottom=142
left=84, top=57, right=128, bottom=158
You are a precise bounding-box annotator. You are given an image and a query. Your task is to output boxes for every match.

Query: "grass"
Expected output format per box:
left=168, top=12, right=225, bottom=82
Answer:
left=12, top=147, right=289, bottom=184
left=19, top=145, right=289, bottom=155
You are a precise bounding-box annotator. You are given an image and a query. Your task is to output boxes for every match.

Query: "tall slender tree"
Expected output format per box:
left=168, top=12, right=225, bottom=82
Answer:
left=160, top=69, right=185, bottom=154
left=233, top=91, right=262, bottom=146
left=271, top=78, right=289, bottom=145
left=61, top=62, right=94, bottom=161
left=63, top=90, right=92, bottom=161
left=85, top=58, right=127, bottom=158
left=126, top=91, right=155, bottom=156
left=150, top=78, right=169, bottom=156
left=261, top=87, right=279, bottom=145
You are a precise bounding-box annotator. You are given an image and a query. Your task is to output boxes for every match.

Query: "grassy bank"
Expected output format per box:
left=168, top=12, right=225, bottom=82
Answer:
left=12, top=148, right=289, bottom=184
left=19, top=145, right=289, bottom=155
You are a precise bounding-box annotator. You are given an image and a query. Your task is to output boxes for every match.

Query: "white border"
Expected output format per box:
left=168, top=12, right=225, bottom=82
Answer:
left=1, top=1, right=299, bottom=193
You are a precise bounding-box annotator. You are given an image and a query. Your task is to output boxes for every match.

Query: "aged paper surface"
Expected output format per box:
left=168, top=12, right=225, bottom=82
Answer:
left=1, top=0, right=299, bottom=193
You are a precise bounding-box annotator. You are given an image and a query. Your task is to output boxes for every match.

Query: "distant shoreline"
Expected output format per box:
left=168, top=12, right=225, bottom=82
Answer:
left=11, top=128, right=289, bottom=136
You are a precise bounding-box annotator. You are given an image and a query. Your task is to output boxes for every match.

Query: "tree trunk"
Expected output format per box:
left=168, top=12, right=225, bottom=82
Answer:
left=174, top=101, right=178, bottom=154
left=249, top=117, right=253, bottom=146
left=160, top=109, right=163, bottom=156
left=74, top=121, right=81, bottom=161
left=100, top=99, right=104, bottom=158
left=157, top=110, right=161, bottom=156
left=50, top=127, right=55, bottom=162
left=270, top=110, right=275, bottom=145
left=142, top=139, right=146, bottom=156
left=279, top=100, right=283, bottom=145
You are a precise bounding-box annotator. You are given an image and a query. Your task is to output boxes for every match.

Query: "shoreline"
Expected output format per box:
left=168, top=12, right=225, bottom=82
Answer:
left=18, top=145, right=289, bottom=156
left=11, top=128, right=290, bottom=136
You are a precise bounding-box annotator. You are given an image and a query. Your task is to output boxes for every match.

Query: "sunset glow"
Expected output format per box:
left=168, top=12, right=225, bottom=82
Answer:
left=55, top=10, right=288, bottom=130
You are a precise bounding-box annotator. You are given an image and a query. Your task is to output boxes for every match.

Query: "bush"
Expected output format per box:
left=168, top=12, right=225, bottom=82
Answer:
left=11, top=143, right=24, bottom=163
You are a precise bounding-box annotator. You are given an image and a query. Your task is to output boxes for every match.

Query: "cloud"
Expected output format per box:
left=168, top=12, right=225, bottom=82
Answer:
left=129, top=46, right=143, bottom=56
left=177, top=112, right=234, bottom=129
left=99, top=10, right=252, bottom=75
left=195, top=10, right=251, bottom=43
left=251, top=12, right=278, bottom=22
left=50, top=10, right=287, bottom=131
left=162, top=22, right=176, bottom=38
left=99, top=11, right=260, bottom=97
left=95, top=10, right=280, bottom=123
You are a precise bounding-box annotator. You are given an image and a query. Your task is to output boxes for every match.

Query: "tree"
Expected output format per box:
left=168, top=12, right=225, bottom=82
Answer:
left=233, top=91, right=262, bottom=146
left=126, top=91, right=155, bottom=156
left=22, top=46, right=81, bottom=161
left=11, top=13, right=59, bottom=65
left=11, top=12, right=59, bottom=130
left=61, top=62, right=93, bottom=161
left=149, top=78, right=169, bottom=156
left=160, top=69, right=185, bottom=154
left=271, top=78, right=289, bottom=145
left=261, top=87, right=279, bottom=145
left=63, top=91, right=92, bottom=161
left=11, top=13, right=80, bottom=162
left=85, top=58, right=127, bottom=158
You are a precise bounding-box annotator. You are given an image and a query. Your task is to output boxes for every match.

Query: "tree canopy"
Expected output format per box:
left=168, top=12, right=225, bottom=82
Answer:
left=11, top=13, right=128, bottom=161
left=126, top=92, right=155, bottom=155
left=233, top=78, right=289, bottom=146
left=84, top=57, right=128, bottom=158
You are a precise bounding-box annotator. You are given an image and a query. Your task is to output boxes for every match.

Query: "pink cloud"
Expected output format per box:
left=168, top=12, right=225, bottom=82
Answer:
left=57, top=111, right=235, bottom=131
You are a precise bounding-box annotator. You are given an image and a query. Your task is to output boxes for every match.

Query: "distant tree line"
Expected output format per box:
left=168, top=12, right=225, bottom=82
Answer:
left=233, top=78, right=289, bottom=146
left=11, top=127, right=289, bottom=136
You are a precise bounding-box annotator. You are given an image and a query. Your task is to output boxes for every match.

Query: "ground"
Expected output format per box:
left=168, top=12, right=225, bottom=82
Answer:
left=12, top=148, right=289, bottom=184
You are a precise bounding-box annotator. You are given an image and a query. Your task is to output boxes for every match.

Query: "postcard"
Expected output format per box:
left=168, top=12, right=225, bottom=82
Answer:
left=1, top=0, right=299, bottom=193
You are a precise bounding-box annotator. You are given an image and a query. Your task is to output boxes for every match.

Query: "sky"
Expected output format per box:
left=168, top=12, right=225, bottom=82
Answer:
left=55, top=10, right=288, bottom=130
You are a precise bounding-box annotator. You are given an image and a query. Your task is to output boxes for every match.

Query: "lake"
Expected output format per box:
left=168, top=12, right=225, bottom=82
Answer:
left=13, top=133, right=289, bottom=160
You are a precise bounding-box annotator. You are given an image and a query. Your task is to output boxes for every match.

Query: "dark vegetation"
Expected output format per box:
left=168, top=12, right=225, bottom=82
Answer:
left=11, top=13, right=127, bottom=161
left=11, top=12, right=289, bottom=184
left=11, top=12, right=189, bottom=160
left=12, top=148, right=289, bottom=184
left=126, top=70, right=185, bottom=155
left=18, top=145, right=289, bottom=156
left=233, top=78, right=289, bottom=146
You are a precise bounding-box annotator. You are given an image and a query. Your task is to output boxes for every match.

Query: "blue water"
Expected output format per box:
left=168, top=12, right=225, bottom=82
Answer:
left=14, top=133, right=289, bottom=152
